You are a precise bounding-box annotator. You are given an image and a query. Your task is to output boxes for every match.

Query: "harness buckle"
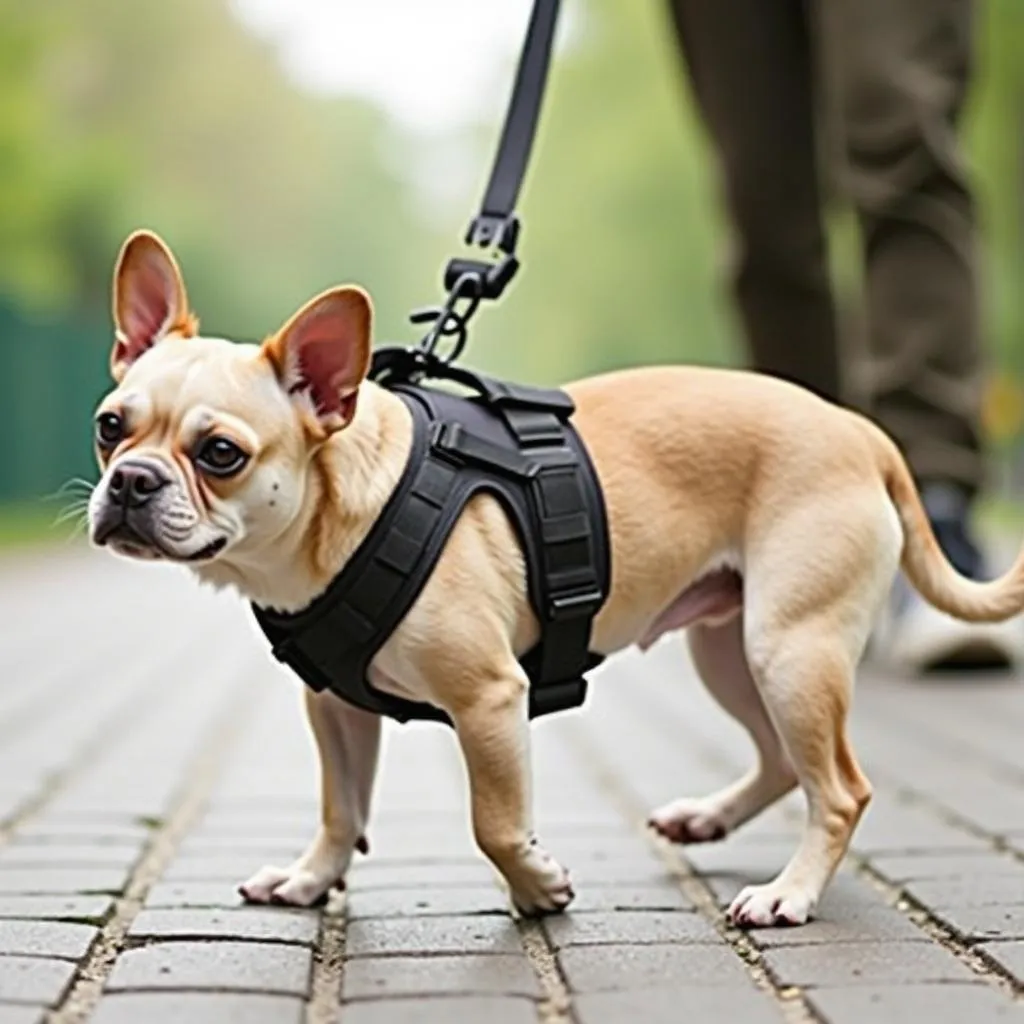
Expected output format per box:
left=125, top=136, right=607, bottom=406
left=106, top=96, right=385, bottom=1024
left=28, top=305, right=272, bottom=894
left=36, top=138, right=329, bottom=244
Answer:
left=270, top=637, right=329, bottom=692
left=549, top=585, right=605, bottom=621
left=431, top=421, right=539, bottom=480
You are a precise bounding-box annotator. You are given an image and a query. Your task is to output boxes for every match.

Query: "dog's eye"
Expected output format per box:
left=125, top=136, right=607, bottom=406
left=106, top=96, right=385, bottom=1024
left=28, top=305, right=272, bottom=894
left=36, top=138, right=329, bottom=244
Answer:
left=195, top=436, right=249, bottom=477
left=95, top=412, right=124, bottom=448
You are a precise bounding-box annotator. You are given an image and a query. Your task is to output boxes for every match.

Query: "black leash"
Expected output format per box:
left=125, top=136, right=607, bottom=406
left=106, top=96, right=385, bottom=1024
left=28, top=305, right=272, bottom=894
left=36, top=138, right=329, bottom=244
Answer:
left=372, top=0, right=561, bottom=382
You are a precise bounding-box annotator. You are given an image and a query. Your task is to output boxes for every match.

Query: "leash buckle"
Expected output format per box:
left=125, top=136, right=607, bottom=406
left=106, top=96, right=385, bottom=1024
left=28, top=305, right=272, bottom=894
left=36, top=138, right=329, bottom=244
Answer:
left=443, top=253, right=519, bottom=301
left=466, top=212, right=520, bottom=254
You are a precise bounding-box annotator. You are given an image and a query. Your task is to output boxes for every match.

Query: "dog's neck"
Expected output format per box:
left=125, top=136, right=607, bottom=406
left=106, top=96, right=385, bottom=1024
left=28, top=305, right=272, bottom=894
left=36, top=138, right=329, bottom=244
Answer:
left=193, top=383, right=413, bottom=613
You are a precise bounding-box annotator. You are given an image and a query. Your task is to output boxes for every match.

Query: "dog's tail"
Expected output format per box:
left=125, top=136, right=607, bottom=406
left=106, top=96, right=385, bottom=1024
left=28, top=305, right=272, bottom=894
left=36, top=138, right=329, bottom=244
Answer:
left=868, top=422, right=1024, bottom=623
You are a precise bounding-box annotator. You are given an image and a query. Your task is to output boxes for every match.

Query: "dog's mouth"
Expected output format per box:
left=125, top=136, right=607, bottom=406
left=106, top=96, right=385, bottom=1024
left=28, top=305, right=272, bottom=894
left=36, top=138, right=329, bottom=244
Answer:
left=95, top=521, right=228, bottom=563
left=185, top=537, right=229, bottom=562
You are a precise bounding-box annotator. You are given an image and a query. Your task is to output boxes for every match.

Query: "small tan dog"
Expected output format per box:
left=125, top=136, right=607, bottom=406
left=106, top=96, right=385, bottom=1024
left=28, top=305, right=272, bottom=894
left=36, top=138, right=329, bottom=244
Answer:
left=88, top=230, right=1024, bottom=927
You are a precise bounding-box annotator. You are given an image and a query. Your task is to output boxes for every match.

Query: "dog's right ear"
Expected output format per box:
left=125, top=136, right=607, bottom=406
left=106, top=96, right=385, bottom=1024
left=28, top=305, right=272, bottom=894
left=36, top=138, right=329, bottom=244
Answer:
left=110, top=230, right=197, bottom=382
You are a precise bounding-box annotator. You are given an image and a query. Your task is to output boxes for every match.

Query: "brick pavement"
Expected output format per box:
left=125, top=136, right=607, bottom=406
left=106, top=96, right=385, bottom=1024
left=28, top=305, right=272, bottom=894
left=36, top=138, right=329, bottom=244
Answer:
left=0, top=546, right=1022, bottom=1022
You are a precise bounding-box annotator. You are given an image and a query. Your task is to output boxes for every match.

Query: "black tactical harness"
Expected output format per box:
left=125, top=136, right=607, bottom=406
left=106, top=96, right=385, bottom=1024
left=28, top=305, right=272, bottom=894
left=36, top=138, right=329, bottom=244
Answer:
left=250, top=0, right=612, bottom=726
left=252, top=368, right=610, bottom=727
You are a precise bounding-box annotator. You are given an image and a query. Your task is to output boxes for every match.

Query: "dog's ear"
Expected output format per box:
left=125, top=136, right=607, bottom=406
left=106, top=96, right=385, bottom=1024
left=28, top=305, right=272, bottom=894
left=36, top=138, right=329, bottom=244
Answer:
left=262, top=286, right=373, bottom=436
left=111, top=230, right=197, bottom=382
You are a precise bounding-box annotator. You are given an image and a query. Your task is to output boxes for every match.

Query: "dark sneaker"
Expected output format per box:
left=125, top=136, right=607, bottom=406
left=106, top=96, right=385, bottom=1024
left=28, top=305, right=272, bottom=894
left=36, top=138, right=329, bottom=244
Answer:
left=873, top=483, right=1023, bottom=674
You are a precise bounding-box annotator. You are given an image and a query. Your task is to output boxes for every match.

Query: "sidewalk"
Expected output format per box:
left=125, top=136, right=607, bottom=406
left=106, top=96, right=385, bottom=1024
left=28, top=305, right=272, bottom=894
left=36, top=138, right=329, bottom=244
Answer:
left=0, top=547, right=1022, bottom=1023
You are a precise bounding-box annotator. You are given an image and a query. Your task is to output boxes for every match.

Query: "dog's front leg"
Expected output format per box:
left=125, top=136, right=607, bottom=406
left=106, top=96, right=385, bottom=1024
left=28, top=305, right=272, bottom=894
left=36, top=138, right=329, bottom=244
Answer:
left=240, top=689, right=380, bottom=906
left=450, top=667, right=574, bottom=917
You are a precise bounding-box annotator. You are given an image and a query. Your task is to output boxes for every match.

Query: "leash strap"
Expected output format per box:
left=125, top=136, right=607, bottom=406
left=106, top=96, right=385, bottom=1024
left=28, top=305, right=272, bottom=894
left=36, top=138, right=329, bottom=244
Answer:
left=465, top=0, right=561, bottom=255
left=403, top=0, right=561, bottom=365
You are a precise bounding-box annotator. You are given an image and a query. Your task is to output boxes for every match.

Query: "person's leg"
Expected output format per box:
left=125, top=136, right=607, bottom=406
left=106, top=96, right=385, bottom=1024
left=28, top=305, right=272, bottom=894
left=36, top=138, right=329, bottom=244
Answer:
left=664, top=0, right=841, bottom=405
left=823, top=0, right=1021, bottom=670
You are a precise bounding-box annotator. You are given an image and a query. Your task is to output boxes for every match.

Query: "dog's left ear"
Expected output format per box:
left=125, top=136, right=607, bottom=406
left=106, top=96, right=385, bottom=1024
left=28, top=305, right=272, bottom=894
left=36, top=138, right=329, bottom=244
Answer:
left=111, top=230, right=197, bottom=382
left=263, top=286, right=373, bottom=436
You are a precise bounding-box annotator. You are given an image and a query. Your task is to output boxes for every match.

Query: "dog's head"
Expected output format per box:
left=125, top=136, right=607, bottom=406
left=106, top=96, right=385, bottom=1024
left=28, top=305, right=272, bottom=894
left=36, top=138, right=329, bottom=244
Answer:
left=87, top=230, right=372, bottom=574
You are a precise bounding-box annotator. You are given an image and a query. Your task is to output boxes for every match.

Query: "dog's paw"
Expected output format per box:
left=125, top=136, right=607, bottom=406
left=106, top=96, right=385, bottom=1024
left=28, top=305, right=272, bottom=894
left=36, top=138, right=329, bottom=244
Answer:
left=648, top=798, right=729, bottom=845
left=238, top=864, right=340, bottom=907
left=506, top=843, right=575, bottom=918
left=727, top=881, right=815, bottom=928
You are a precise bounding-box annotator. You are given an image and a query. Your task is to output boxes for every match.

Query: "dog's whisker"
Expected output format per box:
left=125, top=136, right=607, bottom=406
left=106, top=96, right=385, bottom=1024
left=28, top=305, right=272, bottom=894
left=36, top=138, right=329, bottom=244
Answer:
left=52, top=507, right=90, bottom=528
left=53, top=504, right=89, bottom=522
left=46, top=478, right=96, bottom=501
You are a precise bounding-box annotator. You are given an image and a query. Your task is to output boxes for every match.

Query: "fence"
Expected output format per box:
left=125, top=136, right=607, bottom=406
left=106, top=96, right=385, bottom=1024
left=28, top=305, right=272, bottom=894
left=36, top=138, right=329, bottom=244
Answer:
left=0, top=302, right=112, bottom=505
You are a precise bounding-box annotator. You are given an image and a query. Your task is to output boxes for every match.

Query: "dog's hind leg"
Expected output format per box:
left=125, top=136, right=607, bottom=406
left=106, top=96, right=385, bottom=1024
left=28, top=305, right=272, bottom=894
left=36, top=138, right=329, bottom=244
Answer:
left=649, top=615, right=798, bottom=843
left=726, top=625, right=872, bottom=927
left=239, top=690, right=381, bottom=906
left=725, top=499, right=895, bottom=927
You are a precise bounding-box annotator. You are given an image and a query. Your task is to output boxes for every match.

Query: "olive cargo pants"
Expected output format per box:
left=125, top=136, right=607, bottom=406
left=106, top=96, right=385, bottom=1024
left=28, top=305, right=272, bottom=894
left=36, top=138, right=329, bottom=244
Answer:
left=666, top=0, right=986, bottom=500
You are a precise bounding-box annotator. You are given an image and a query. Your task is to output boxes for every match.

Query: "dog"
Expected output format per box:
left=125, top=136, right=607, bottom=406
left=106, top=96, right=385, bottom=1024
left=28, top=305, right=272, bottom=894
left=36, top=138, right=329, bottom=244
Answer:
left=87, top=229, right=1024, bottom=927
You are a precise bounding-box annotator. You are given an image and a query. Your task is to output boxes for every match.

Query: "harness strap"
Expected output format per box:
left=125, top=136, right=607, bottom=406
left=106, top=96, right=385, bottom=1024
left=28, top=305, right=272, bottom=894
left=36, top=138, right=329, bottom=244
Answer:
left=254, top=400, right=452, bottom=724
left=429, top=383, right=608, bottom=712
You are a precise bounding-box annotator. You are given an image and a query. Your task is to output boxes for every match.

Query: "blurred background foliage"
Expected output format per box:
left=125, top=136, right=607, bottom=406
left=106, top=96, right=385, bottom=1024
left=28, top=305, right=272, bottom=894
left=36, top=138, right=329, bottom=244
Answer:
left=0, top=0, right=1021, bottom=531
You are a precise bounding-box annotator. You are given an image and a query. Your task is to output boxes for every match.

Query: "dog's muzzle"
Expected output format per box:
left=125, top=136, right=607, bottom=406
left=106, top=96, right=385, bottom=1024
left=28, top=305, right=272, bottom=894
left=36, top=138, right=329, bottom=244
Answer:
left=92, top=458, right=171, bottom=550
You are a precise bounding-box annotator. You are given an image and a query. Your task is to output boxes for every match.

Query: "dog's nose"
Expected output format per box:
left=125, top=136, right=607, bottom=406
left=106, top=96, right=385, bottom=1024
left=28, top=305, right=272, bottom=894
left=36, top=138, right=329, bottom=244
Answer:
left=107, top=462, right=169, bottom=508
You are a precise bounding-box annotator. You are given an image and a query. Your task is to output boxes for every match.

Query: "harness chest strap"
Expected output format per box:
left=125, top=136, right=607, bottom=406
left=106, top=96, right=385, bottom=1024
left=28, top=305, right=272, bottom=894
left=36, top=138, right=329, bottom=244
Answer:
left=251, top=377, right=611, bottom=727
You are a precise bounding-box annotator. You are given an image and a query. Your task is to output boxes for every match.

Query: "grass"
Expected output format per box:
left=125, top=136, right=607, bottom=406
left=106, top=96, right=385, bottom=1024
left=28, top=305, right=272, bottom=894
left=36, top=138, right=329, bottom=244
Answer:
left=977, top=494, right=1024, bottom=538
left=0, top=501, right=85, bottom=551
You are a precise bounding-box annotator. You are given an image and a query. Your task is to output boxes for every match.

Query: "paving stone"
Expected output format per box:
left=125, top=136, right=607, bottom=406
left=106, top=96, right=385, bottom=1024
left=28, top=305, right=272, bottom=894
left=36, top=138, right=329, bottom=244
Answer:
left=190, top=816, right=315, bottom=842
left=546, top=910, right=719, bottom=948
left=144, top=882, right=248, bottom=909
left=681, top=840, right=798, bottom=879
left=934, top=906, right=1024, bottom=941
left=560, top=944, right=753, bottom=991
left=568, top=859, right=677, bottom=886
left=540, top=820, right=641, bottom=841
left=0, top=1006, right=45, bottom=1024
left=0, top=844, right=142, bottom=868
left=569, top=883, right=695, bottom=913
left=0, top=919, right=96, bottom=959
left=176, top=836, right=306, bottom=856
left=940, top=785, right=1024, bottom=836
left=366, top=828, right=476, bottom=863
left=346, top=860, right=497, bottom=890
left=106, top=941, right=312, bottom=994
left=547, top=833, right=666, bottom=861
left=905, top=876, right=1024, bottom=908
left=344, top=886, right=508, bottom=920
left=0, top=868, right=125, bottom=895
left=340, top=997, right=537, bottom=1024
left=869, top=852, right=1021, bottom=883
left=345, top=915, right=522, bottom=956
left=979, top=941, right=1024, bottom=980
left=0, top=956, right=76, bottom=1005
left=90, top=992, right=305, bottom=1024
left=14, top=820, right=149, bottom=844
left=851, top=798, right=988, bottom=854
left=753, top=904, right=925, bottom=946
left=343, top=954, right=540, bottom=999
left=807, top=983, right=1022, bottom=1023
left=763, top=941, right=979, bottom=986
left=0, top=895, right=111, bottom=922
left=162, top=855, right=283, bottom=882
left=129, top=908, right=318, bottom=945
left=575, top=988, right=787, bottom=1024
